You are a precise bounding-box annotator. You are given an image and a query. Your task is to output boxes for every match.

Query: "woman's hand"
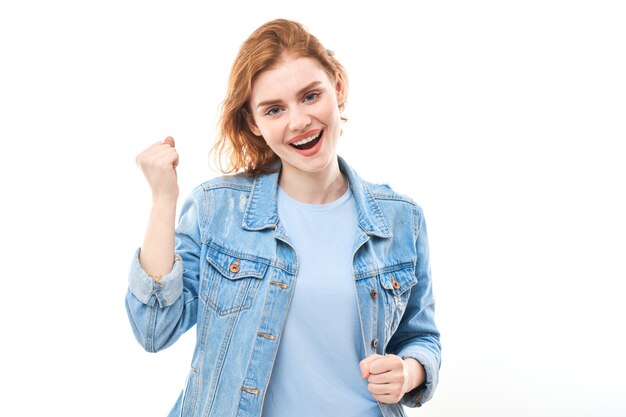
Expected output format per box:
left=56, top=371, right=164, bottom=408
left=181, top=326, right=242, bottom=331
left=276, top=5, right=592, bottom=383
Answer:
left=359, top=354, right=425, bottom=404
left=135, top=136, right=179, bottom=202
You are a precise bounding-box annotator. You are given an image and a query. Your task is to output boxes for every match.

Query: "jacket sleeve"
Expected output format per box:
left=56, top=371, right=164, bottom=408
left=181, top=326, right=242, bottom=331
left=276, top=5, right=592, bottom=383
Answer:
left=125, top=185, right=205, bottom=352
left=385, top=205, right=441, bottom=407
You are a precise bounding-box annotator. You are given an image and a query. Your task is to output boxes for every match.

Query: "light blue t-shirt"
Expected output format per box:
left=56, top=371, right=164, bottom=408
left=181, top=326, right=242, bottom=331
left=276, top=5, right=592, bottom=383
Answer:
left=261, top=186, right=382, bottom=417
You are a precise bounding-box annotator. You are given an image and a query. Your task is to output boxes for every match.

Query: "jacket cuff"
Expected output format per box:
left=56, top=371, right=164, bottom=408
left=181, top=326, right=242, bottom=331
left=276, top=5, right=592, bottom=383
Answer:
left=398, top=347, right=439, bottom=407
left=127, top=247, right=183, bottom=307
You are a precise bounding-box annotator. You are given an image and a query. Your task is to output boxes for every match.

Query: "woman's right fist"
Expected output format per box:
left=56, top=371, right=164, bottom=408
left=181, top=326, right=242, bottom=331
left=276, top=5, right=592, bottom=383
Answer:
left=135, top=136, right=180, bottom=201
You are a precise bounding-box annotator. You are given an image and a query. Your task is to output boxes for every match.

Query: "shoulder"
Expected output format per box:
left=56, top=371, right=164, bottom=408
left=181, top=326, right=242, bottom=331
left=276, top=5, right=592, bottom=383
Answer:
left=199, top=172, right=256, bottom=193
left=368, top=181, right=425, bottom=232
left=366, top=181, right=419, bottom=206
left=181, top=173, right=260, bottom=233
left=340, top=156, right=425, bottom=227
left=181, top=172, right=256, bottom=210
left=362, top=179, right=424, bottom=215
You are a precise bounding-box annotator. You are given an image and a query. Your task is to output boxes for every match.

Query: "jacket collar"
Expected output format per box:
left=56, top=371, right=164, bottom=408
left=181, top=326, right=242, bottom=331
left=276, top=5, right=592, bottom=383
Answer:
left=242, top=156, right=392, bottom=238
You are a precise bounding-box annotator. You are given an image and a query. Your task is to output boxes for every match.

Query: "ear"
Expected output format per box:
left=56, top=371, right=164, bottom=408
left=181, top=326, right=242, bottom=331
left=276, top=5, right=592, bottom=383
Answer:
left=245, top=109, right=262, bottom=137
left=335, top=74, right=347, bottom=107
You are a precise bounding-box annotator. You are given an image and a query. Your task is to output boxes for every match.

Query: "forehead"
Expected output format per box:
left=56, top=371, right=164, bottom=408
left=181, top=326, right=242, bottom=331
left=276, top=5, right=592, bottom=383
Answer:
left=250, top=56, right=333, bottom=103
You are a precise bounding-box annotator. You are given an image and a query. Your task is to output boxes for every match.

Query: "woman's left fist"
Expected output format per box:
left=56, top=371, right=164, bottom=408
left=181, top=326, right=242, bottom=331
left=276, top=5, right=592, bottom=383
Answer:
left=359, top=354, right=414, bottom=404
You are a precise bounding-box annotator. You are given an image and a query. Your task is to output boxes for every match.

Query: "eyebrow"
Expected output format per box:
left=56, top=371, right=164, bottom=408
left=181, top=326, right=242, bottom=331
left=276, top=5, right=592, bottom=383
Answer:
left=255, top=81, right=323, bottom=109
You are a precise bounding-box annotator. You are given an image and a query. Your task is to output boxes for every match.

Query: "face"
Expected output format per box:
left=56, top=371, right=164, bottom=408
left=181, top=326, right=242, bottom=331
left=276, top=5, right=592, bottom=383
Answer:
left=247, top=54, right=345, bottom=179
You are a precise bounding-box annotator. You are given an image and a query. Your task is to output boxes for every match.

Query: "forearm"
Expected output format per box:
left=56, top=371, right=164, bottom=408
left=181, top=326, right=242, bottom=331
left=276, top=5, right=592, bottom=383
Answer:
left=139, top=197, right=177, bottom=278
left=403, top=357, right=426, bottom=393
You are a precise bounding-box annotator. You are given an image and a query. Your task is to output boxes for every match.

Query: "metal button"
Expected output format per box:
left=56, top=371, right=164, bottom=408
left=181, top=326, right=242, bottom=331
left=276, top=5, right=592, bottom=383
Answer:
left=370, top=289, right=378, bottom=299
left=391, top=274, right=400, bottom=290
left=371, top=338, right=378, bottom=348
left=229, top=260, right=240, bottom=273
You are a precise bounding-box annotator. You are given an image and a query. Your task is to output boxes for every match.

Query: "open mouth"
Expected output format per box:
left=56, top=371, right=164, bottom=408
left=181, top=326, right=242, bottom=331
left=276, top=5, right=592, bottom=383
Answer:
left=290, top=130, right=323, bottom=150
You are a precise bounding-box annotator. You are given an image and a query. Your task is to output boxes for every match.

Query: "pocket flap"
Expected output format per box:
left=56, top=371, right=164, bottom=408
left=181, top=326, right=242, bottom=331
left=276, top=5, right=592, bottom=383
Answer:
left=379, top=266, right=417, bottom=296
left=206, top=245, right=268, bottom=280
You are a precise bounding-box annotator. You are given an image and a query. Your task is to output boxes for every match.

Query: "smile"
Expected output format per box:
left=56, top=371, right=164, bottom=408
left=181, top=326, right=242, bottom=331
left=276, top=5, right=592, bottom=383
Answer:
left=290, top=130, right=323, bottom=150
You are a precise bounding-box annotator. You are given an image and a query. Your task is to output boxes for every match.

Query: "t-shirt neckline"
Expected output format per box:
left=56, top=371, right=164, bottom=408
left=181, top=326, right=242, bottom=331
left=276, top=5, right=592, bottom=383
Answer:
left=277, top=185, right=352, bottom=212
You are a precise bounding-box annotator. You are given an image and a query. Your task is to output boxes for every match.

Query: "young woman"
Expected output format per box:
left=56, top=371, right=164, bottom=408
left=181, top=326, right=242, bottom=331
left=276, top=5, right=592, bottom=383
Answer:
left=127, top=19, right=440, bottom=417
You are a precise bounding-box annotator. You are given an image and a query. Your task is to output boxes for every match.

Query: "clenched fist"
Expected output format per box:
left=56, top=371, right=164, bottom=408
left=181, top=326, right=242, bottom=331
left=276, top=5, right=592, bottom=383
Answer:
left=135, top=136, right=180, bottom=201
left=359, top=354, right=424, bottom=404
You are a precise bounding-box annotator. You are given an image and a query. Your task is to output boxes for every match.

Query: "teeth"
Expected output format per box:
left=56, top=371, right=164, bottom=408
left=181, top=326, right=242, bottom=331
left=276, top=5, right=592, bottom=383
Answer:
left=292, top=132, right=320, bottom=146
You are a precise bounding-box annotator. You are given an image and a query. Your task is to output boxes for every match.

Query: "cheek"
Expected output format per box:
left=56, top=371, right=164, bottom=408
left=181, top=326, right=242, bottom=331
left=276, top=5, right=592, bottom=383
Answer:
left=323, top=97, right=342, bottom=122
left=259, top=126, right=284, bottom=152
left=322, top=106, right=342, bottom=130
left=255, top=121, right=278, bottom=142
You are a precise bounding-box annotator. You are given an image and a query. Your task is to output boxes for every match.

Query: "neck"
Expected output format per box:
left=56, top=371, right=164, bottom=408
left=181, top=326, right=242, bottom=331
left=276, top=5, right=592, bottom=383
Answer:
left=278, top=159, right=348, bottom=205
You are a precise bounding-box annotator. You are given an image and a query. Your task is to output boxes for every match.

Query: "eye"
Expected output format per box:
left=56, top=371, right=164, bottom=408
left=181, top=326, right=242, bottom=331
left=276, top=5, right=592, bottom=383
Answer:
left=304, top=92, right=321, bottom=102
left=265, top=106, right=282, bottom=116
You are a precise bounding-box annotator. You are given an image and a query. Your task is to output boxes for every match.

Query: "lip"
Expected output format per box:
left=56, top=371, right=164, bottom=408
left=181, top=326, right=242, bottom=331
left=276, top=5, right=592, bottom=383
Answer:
left=290, top=129, right=324, bottom=157
left=287, top=129, right=322, bottom=145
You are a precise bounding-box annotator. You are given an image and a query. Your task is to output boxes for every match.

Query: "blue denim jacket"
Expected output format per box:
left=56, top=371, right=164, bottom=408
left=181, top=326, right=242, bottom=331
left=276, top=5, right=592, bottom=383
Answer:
left=126, top=156, right=441, bottom=417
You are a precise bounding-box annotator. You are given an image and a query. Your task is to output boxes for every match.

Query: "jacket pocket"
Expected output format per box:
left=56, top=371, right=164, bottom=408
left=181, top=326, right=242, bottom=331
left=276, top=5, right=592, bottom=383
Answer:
left=201, top=244, right=269, bottom=316
left=378, top=264, right=417, bottom=334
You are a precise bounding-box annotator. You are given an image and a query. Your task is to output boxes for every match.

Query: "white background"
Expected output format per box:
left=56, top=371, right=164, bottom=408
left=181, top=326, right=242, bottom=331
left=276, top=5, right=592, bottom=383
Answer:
left=1, top=1, right=624, bottom=416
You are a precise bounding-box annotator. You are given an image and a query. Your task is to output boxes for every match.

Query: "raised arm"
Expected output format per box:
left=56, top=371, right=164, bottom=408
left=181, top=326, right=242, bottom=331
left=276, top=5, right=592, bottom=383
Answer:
left=126, top=137, right=202, bottom=352
left=135, top=136, right=179, bottom=278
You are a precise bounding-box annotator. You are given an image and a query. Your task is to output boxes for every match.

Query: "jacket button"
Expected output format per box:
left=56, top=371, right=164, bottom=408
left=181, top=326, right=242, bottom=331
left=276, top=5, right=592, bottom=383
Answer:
left=370, top=289, right=378, bottom=299
left=391, top=276, right=401, bottom=290
left=371, top=338, right=378, bottom=348
left=229, top=260, right=240, bottom=273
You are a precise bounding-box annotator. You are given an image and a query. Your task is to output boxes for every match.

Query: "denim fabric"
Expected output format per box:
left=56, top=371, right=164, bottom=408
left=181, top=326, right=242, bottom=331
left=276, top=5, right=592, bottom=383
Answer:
left=126, top=156, right=441, bottom=417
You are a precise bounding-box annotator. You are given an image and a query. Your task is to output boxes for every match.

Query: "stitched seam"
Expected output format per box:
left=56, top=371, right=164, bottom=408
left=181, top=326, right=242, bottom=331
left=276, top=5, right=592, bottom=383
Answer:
left=206, top=241, right=271, bottom=266
left=205, top=240, right=296, bottom=275
left=202, top=182, right=253, bottom=192
left=147, top=301, right=157, bottom=352
left=354, top=262, right=416, bottom=279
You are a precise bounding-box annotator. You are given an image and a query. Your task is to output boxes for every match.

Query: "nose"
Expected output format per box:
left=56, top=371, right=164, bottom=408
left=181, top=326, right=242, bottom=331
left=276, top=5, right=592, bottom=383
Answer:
left=288, top=107, right=311, bottom=132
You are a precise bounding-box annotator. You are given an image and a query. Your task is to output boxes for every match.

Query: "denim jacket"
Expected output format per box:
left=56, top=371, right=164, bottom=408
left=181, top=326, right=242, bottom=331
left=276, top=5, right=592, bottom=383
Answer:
left=126, top=156, right=441, bottom=417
